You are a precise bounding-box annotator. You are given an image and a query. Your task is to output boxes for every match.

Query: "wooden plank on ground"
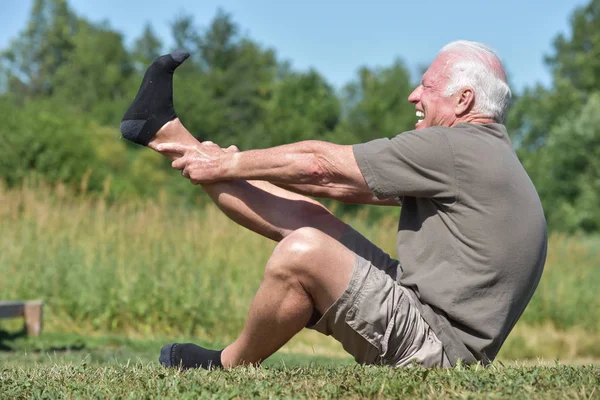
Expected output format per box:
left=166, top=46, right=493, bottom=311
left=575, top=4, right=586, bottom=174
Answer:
left=0, top=301, right=25, bottom=319
left=0, top=300, right=44, bottom=336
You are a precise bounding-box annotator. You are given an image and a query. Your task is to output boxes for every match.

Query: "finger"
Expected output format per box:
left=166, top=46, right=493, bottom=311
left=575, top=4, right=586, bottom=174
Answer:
left=202, top=141, right=220, bottom=150
left=183, top=165, right=195, bottom=179
left=171, top=157, right=188, bottom=170
left=156, top=143, right=189, bottom=154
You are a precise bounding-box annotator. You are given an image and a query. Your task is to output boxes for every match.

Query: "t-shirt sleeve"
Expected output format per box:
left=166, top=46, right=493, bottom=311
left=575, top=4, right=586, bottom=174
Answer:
left=352, top=128, right=457, bottom=200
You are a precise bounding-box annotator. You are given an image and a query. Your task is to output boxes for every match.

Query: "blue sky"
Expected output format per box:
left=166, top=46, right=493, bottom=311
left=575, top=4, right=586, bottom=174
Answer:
left=0, top=0, right=589, bottom=92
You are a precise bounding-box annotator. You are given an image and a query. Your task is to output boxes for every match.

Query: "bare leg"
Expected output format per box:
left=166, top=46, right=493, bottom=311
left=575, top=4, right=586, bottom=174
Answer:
left=124, top=54, right=358, bottom=370
left=220, top=227, right=355, bottom=367
left=148, top=120, right=357, bottom=369
left=147, top=118, right=347, bottom=241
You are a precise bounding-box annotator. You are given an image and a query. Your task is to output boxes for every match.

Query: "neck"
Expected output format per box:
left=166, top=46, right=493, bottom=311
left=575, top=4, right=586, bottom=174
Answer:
left=454, top=114, right=497, bottom=126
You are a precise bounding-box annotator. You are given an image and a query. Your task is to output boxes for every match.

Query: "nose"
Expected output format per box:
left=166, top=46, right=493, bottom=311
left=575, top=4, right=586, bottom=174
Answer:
left=408, top=85, right=422, bottom=104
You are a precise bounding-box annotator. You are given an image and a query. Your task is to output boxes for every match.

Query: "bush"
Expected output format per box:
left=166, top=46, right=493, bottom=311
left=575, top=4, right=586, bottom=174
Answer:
left=0, top=99, right=98, bottom=188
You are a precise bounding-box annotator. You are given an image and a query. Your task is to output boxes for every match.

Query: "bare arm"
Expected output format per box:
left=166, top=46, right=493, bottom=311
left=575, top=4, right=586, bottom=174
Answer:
left=272, top=182, right=400, bottom=206
left=160, top=140, right=397, bottom=205
left=227, top=141, right=362, bottom=187
left=148, top=119, right=351, bottom=242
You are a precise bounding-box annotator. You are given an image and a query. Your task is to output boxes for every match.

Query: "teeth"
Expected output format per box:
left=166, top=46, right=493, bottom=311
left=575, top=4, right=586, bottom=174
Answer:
left=416, top=111, right=425, bottom=118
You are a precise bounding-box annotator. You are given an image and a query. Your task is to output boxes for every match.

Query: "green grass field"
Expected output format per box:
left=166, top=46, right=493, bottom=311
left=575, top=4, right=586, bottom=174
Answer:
left=1, top=333, right=599, bottom=399
left=1, top=182, right=600, bottom=398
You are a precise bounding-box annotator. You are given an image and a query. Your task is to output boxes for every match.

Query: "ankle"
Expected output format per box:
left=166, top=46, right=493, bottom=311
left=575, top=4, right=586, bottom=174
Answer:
left=220, top=343, right=261, bottom=369
left=147, top=119, right=198, bottom=159
left=220, top=345, right=236, bottom=369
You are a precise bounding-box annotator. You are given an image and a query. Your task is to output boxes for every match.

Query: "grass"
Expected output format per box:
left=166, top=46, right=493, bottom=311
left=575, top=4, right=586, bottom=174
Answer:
left=1, top=333, right=599, bottom=399
left=1, top=181, right=600, bottom=398
left=0, top=331, right=351, bottom=367
left=0, top=180, right=599, bottom=359
left=2, top=363, right=599, bottom=399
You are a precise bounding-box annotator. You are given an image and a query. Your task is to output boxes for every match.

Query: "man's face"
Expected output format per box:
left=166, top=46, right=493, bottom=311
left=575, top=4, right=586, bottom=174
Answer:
left=408, top=54, right=458, bottom=130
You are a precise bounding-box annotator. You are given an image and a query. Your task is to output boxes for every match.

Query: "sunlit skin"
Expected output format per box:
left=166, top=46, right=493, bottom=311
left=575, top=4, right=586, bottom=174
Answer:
left=408, top=52, right=498, bottom=130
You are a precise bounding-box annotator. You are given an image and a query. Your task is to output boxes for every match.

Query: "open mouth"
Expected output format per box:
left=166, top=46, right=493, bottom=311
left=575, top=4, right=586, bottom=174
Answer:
left=416, top=110, right=425, bottom=124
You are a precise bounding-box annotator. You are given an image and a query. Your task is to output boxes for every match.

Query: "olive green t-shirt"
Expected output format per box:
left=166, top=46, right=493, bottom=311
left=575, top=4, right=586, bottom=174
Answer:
left=353, top=123, right=547, bottom=365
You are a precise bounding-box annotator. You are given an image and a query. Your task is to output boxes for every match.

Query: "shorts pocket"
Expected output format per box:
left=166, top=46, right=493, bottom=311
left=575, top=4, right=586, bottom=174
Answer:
left=344, top=266, right=401, bottom=364
left=381, top=288, right=431, bottom=366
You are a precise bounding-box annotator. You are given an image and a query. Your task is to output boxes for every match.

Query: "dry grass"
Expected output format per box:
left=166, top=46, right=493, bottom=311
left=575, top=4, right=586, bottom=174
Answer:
left=0, top=180, right=599, bottom=361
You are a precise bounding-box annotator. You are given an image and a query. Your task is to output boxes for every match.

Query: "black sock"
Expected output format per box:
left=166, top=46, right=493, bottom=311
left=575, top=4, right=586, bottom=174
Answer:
left=159, top=342, right=223, bottom=370
left=120, top=50, right=190, bottom=146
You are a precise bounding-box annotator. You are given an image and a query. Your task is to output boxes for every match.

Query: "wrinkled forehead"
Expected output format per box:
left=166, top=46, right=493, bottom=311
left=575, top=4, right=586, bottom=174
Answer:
left=422, top=53, right=453, bottom=85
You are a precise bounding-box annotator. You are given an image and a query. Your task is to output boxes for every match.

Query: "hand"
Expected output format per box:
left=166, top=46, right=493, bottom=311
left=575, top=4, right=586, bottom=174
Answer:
left=156, top=141, right=238, bottom=184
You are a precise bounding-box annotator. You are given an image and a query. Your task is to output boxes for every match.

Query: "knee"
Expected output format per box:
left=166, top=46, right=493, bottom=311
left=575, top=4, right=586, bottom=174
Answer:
left=265, top=227, right=328, bottom=280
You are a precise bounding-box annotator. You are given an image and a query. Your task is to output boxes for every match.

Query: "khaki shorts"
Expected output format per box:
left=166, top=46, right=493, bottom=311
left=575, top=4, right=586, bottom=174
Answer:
left=308, top=226, right=451, bottom=368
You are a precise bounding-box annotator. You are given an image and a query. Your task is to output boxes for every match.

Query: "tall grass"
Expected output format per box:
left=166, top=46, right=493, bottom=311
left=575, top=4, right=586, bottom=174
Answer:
left=1, top=181, right=598, bottom=349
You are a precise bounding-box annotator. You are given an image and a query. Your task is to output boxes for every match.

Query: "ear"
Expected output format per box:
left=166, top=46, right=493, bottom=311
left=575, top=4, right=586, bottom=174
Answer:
left=455, top=87, right=474, bottom=116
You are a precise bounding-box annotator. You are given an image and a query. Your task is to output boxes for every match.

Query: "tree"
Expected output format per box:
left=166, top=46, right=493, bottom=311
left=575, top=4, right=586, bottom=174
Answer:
left=546, top=0, right=600, bottom=95
left=0, top=0, right=135, bottom=125
left=169, top=11, right=279, bottom=149
left=51, top=18, right=135, bottom=124
left=507, top=0, right=600, bottom=148
left=1, top=0, right=77, bottom=98
left=133, top=23, right=163, bottom=67
left=535, top=93, right=600, bottom=232
left=336, top=60, right=416, bottom=144
left=505, top=0, right=600, bottom=232
left=261, top=69, right=340, bottom=147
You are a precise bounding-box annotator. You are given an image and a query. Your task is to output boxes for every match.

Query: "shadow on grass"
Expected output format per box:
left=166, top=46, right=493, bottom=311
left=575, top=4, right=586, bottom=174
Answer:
left=0, top=328, right=26, bottom=351
left=0, top=330, right=353, bottom=367
left=0, top=328, right=86, bottom=353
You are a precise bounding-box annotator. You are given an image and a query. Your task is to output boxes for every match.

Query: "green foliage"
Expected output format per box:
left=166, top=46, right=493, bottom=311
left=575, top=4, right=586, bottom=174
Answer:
left=336, top=60, right=416, bottom=144
left=546, top=0, right=600, bottom=95
left=506, top=0, right=600, bottom=232
left=1, top=0, right=77, bottom=98
left=133, top=23, right=163, bottom=66
left=51, top=18, right=135, bottom=124
left=0, top=99, right=96, bottom=188
left=0, top=98, right=199, bottom=202
left=261, top=69, right=341, bottom=147
left=534, top=94, right=600, bottom=232
left=2, top=0, right=600, bottom=233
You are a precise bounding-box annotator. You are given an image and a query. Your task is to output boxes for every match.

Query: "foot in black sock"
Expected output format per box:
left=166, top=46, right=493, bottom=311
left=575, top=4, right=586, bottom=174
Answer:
left=120, top=51, right=190, bottom=146
left=159, top=342, right=223, bottom=370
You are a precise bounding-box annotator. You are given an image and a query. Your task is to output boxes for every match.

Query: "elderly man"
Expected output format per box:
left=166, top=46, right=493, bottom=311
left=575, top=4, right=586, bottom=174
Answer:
left=120, top=40, right=547, bottom=369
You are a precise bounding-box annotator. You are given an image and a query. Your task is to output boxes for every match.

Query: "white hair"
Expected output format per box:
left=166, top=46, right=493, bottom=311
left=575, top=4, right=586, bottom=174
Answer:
left=440, top=40, right=512, bottom=122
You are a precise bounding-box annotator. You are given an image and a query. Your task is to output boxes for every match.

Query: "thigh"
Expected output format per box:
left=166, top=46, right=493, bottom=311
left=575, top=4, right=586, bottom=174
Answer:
left=339, top=224, right=401, bottom=279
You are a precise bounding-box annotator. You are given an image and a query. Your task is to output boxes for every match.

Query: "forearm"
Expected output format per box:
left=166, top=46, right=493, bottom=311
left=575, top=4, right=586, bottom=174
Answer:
left=273, top=182, right=399, bottom=206
left=219, top=140, right=396, bottom=205
left=225, top=141, right=342, bottom=185
left=167, top=138, right=374, bottom=202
